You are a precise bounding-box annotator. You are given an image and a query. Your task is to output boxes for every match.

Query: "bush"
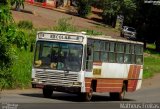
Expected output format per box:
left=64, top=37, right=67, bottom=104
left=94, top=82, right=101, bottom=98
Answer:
left=77, top=0, right=91, bottom=17
left=83, top=29, right=102, bottom=35
left=0, top=37, right=16, bottom=90
left=14, top=29, right=29, bottom=50
left=54, top=18, right=77, bottom=32
left=17, top=20, right=33, bottom=29
left=11, top=49, right=33, bottom=88
left=0, top=68, right=15, bottom=89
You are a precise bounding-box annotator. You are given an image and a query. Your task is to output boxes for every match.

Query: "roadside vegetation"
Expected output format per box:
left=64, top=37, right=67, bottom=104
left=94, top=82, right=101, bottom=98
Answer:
left=143, top=44, right=160, bottom=79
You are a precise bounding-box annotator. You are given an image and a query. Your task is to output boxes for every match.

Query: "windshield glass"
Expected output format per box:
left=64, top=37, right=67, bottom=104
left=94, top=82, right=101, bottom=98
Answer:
left=127, top=27, right=136, bottom=32
left=34, top=41, right=83, bottom=72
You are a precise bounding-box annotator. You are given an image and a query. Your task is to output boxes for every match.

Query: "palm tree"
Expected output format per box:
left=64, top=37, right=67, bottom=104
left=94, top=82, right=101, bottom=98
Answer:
left=11, top=0, right=24, bottom=11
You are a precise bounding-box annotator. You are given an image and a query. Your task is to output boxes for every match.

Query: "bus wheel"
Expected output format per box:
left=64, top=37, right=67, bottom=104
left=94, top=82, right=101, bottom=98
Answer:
left=43, top=88, right=53, bottom=98
left=110, top=84, right=126, bottom=101
left=80, top=88, right=93, bottom=101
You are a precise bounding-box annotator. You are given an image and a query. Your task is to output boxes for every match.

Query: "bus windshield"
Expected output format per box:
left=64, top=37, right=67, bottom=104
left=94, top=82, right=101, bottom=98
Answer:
left=34, top=41, right=83, bottom=72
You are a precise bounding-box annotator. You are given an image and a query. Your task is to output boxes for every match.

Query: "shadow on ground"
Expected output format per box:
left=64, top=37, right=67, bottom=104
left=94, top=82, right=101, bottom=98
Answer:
left=20, top=92, right=135, bottom=102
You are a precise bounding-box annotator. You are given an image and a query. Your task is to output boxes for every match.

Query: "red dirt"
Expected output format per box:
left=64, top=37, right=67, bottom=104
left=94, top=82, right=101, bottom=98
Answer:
left=12, top=3, right=120, bottom=38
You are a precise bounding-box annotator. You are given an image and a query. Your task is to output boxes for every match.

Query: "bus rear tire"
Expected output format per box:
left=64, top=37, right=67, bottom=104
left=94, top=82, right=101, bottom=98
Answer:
left=43, top=88, right=53, bottom=98
left=110, top=84, right=126, bottom=101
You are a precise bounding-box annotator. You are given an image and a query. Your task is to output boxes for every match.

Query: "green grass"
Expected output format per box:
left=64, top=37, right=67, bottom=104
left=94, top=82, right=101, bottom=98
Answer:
left=11, top=49, right=33, bottom=89
left=143, top=44, right=160, bottom=79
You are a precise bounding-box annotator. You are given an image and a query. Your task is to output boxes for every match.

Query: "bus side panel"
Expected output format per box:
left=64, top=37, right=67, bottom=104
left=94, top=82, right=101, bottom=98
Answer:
left=84, top=78, right=123, bottom=93
left=96, top=79, right=123, bottom=92
left=136, top=68, right=143, bottom=90
left=127, top=65, right=142, bottom=92
left=85, top=78, right=92, bottom=92
left=84, top=64, right=143, bottom=93
left=101, top=63, right=127, bottom=78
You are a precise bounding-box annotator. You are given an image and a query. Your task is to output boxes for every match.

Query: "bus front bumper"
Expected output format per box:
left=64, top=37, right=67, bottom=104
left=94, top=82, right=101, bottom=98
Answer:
left=32, top=82, right=81, bottom=93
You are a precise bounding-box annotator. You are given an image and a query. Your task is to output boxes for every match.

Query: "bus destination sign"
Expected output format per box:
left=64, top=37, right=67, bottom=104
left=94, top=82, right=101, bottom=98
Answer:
left=38, top=33, right=83, bottom=42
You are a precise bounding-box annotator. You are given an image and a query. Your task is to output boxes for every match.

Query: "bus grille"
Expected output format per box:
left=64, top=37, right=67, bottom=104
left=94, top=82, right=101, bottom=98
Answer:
left=35, top=71, right=78, bottom=86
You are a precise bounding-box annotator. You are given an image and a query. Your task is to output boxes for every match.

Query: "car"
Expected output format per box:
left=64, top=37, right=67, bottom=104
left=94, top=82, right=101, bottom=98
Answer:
left=121, top=26, right=136, bottom=39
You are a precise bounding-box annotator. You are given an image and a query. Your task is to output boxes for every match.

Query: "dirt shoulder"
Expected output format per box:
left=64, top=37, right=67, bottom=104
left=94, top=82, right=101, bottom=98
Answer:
left=142, top=73, right=160, bottom=89
left=12, top=3, right=120, bottom=38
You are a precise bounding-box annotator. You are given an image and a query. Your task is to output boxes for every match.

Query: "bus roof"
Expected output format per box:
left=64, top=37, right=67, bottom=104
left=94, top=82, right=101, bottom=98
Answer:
left=37, top=31, right=143, bottom=45
left=37, top=31, right=86, bottom=37
left=87, top=35, right=143, bottom=45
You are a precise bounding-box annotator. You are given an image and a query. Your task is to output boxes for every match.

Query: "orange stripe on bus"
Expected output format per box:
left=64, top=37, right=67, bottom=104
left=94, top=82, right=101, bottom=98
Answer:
left=85, top=78, right=124, bottom=92
left=85, top=83, right=91, bottom=87
left=96, top=88, right=122, bottom=92
left=135, top=66, right=141, bottom=79
left=96, top=83, right=123, bottom=87
left=85, top=78, right=92, bottom=92
left=127, top=79, right=139, bottom=92
left=97, top=79, right=123, bottom=83
left=132, top=66, right=137, bottom=79
left=128, top=65, right=134, bottom=79
left=133, top=80, right=138, bottom=91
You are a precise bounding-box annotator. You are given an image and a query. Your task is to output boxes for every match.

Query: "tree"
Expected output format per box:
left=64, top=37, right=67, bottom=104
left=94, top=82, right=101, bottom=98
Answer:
left=11, top=0, right=24, bottom=11
left=101, top=0, right=121, bottom=27
left=130, top=0, right=160, bottom=50
left=0, top=0, right=15, bottom=89
left=120, top=0, right=136, bottom=25
left=77, top=0, right=91, bottom=17
left=0, top=0, right=28, bottom=89
left=92, top=0, right=136, bottom=28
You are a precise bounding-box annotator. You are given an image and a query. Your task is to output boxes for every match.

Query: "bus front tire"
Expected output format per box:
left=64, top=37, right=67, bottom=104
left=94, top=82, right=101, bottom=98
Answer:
left=79, top=88, right=93, bottom=101
left=43, top=88, right=53, bottom=98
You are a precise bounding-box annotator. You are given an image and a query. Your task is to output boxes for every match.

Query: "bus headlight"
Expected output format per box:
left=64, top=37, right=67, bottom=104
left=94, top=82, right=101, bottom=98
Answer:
left=72, top=82, right=81, bottom=86
left=32, top=78, right=38, bottom=82
left=32, top=78, right=43, bottom=84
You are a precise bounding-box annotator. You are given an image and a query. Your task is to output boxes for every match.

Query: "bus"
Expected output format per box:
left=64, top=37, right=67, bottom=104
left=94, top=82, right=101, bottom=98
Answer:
left=32, top=31, right=143, bottom=101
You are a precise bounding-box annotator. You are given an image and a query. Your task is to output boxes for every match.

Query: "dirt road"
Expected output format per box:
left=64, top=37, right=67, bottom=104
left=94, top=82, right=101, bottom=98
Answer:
left=12, top=3, right=120, bottom=38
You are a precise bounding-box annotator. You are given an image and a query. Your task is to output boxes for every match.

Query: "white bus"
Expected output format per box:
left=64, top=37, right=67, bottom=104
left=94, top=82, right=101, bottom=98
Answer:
left=32, top=31, right=143, bottom=101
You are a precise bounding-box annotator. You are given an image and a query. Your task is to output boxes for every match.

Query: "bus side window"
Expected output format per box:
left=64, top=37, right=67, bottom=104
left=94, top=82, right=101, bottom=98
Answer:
left=135, top=45, right=143, bottom=64
left=109, top=42, right=115, bottom=63
left=86, top=46, right=93, bottom=71
left=124, top=44, right=131, bottom=64
left=100, top=41, right=108, bottom=62
left=131, top=44, right=135, bottom=64
left=93, top=40, right=100, bottom=61
left=116, top=43, right=124, bottom=63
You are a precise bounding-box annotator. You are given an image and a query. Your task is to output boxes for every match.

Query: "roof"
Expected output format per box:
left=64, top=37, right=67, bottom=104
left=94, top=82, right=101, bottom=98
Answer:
left=37, top=31, right=86, bottom=37
left=37, top=31, right=143, bottom=45
left=87, top=35, right=143, bottom=45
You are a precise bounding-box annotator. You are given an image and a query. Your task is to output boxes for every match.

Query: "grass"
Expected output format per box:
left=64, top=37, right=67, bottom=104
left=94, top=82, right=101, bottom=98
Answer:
left=52, top=18, right=103, bottom=35
left=143, top=44, right=160, bottom=79
left=11, top=48, right=33, bottom=89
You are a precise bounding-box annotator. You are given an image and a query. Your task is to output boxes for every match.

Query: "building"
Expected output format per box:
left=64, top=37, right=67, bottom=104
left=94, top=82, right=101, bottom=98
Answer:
left=26, top=0, right=72, bottom=8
